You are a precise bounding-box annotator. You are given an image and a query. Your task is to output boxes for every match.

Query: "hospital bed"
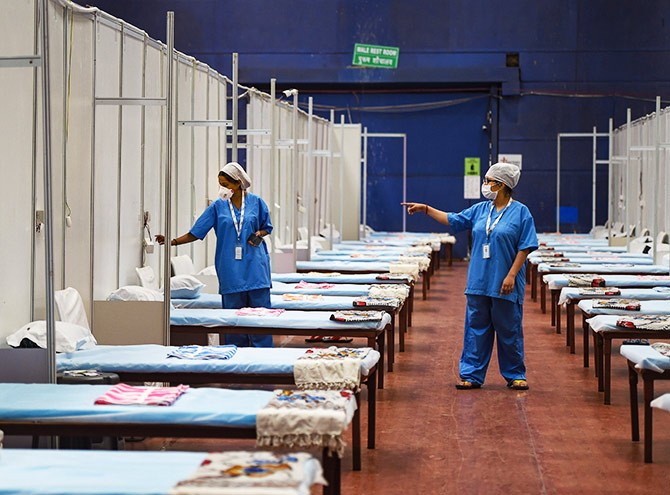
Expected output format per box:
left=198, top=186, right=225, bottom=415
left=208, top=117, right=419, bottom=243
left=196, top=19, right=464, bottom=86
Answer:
left=558, top=287, right=670, bottom=359
left=170, top=308, right=392, bottom=389
left=577, top=300, right=670, bottom=368
left=538, top=267, right=670, bottom=327
left=528, top=254, right=653, bottom=300
left=0, top=448, right=324, bottom=495
left=620, top=344, right=670, bottom=463
left=0, top=383, right=352, bottom=495
left=295, top=259, right=431, bottom=300
left=585, top=315, right=670, bottom=405
left=173, top=290, right=410, bottom=356
left=650, top=394, right=670, bottom=461
left=56, top=344, right=380, bottom=469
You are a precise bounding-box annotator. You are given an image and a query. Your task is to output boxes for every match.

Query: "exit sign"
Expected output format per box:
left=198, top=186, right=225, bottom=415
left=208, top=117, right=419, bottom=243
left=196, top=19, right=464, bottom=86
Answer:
left=352, top=43, right=399, bottom=69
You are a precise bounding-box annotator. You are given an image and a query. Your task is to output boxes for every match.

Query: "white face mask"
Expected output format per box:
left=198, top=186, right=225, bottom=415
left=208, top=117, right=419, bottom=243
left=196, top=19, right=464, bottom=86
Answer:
left=218, top=186, right=234, bottom=201
left=481, top=183, right=498, bottom=200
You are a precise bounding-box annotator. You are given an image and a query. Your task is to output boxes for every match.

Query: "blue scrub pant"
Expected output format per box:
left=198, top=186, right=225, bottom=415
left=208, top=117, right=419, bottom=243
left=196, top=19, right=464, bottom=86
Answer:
left=221, top=288, right=274, bottom=347
left=459, top=294, right=526, bottom=386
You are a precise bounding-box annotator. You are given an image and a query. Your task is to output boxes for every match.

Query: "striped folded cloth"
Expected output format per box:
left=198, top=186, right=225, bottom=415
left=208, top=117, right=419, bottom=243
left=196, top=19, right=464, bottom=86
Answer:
left=167, top=345, right=237, bottom=360
left=295, top=281, right=335, bottom=289
left=94, top=383, right=189, bottom=406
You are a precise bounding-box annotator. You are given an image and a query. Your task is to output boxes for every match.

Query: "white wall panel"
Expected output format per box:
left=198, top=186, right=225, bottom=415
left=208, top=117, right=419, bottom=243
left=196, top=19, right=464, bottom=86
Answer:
left=0, top=0, right=37, bottom=342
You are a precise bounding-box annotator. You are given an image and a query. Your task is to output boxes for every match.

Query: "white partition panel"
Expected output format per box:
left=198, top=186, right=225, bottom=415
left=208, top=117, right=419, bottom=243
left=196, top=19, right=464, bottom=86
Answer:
left=0, top=0, right=37, bottom=341
left=333, top=123, right=362, bottom=241
left=174, top=58, right=193, bottom=261
left=93, top=20, right=122, bottom=299
left=190, top=65, right=209, bottom=271
left=118, top=32, right=144, bottom=287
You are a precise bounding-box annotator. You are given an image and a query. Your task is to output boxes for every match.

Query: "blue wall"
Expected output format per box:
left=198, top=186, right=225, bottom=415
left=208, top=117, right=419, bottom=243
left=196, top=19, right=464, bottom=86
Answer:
left=81, top=0, right=670, bottom=257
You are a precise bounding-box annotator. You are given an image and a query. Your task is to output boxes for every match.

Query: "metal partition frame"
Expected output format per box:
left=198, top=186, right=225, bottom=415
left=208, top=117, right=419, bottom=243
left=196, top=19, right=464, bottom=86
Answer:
left=361, top=129, right=407, bottom=233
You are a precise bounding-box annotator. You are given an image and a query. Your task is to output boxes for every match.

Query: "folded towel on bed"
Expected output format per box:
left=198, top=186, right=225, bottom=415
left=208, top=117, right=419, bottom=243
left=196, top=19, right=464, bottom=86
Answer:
left=592, top=299, right=641, bottom=311
left=616, top=315, right=670, bottom=331
left=282, top=294, right=324, bottom=301
left=94, top=383, right=189, bottom=406
left=294, top=346, right=371, bottom=391
left=256, top=389, right=356, bottom=457
left=167, top=345, right=238, bottom=360
left=375, top=273, right=412, bottom=283
left=330, top=310, right=384, bottom=322
left=369, top=284, right=409, bottom=299
left=568, top=274, right=606, bottom=287
left=170, top=451, right=325, bottom=495
left=352, top=296, right=400, bottom=309
left=651, top=342, right=670, bottom=357
left=235, top=307, right=285, bottom=317
left=578, top=287, right=621, bottom=296
left=294, top=281, right=335, bottom=290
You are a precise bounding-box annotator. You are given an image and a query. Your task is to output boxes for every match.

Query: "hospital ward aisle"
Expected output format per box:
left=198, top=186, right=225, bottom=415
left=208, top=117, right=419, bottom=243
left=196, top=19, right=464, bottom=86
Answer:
left=128, top=262, right=670, bottom=494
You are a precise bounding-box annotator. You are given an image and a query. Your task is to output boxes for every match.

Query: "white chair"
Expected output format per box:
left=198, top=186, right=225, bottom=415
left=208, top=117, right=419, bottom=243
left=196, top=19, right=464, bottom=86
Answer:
left=171, top=254, right=195, bottom=276
left=297, top=227, right=308, bottom=241
left=629, top=234, right=653, bottom=254
left=54, top=287, right=90, bottom=330
left=135, top=265, right=160, bottom=290
left=657, top=232, right=669, bottom=255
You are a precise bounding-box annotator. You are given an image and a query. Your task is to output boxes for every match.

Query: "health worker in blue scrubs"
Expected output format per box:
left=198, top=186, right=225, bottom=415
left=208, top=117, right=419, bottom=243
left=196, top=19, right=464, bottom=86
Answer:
left=402, top=162, right=538, bottom=390
left=157, top=162, right=274, bottom=347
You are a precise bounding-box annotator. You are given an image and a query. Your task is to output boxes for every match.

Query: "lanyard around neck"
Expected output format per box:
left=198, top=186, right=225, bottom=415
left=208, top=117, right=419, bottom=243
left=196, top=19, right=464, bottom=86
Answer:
left=227, top=191, right=245, bottom=241
left=485, top=198, right=512, bottom=238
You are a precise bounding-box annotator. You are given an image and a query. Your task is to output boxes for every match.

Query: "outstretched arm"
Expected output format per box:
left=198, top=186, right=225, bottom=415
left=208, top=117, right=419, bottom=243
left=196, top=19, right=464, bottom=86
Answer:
left=155, top=233, right=198, bottom=246
left=401, top=202, right=450, bottom=226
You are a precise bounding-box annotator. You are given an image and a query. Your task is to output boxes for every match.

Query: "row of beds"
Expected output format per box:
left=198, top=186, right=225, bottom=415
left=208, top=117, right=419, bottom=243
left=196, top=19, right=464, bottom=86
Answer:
left=0, top=232, right=455, bottom=495
left=527, top=233, right=670, bottom=463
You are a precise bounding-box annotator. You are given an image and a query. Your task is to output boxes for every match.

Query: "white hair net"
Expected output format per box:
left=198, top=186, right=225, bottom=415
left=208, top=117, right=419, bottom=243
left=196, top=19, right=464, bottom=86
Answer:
left=220, top=162, right=251, bottom=189
left=486, top=162, right=521, bottom=189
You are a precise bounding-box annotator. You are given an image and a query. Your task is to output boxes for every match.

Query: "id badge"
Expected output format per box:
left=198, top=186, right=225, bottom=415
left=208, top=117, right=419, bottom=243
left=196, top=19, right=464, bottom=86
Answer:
left=235, top=244, right=243, bottom=260
left=482, top=243, right=490, bottom=259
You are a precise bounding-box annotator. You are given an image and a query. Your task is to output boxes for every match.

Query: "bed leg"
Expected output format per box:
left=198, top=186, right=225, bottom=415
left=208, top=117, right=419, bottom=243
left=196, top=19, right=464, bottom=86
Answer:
left=367, top=371, right=376, bottom=449
left=628, top=363, right=639, bottom=442
left=644, top=378, right=655, bottom=463
left=352, top=390, right=361, bottom=471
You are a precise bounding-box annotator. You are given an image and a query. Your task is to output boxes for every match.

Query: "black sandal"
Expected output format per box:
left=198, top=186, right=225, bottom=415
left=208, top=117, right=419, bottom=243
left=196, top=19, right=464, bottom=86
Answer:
left=455, top=380, right=481, bottom=390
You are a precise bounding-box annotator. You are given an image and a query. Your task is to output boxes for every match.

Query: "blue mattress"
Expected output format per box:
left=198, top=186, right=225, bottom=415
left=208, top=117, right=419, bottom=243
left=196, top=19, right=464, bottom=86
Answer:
left=0, top=449, right=322, bottom=495
left=558, top=287, right=670, bottom=305
left=170, top=308, right=392, bottom=331
left=296, top=260, right=391, bottom=272
left=173, top=293, right=392, bottom=310
left=56, top=345, right=380, bottom=376
left=0, top=383, right=272, bottom=426
left=529, top=255, right=653, bottom=265
left=272, top=272, right=409, bottom=285
left=270, top=281, right=372, bottom=297
left=620, top=344, right=670, bottom=373
left=545, top=274, right=670, bottom=290
left=579, top=299, right=670, bottom=315
left=538, top=263, right=669, bottom=274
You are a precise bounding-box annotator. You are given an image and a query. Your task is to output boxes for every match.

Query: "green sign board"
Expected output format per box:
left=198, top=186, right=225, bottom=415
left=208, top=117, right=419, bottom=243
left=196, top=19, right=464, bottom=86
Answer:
left=464, top=157, right=481, bottom=176
left=352, top=43, right=399, bottom=69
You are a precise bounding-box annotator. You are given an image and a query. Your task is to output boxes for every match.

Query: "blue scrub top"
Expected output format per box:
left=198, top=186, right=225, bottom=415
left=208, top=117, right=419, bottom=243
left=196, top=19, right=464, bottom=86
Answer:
left=189, top=192, right=273, bottom=295
left=448, top=200, right=538, bottom=303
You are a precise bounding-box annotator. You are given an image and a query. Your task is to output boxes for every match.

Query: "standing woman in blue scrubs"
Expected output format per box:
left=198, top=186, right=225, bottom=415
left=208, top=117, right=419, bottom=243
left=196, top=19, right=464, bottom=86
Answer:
left=402, top=162, right=538, bottom=389
left=157, top=162, right=274, bottom=347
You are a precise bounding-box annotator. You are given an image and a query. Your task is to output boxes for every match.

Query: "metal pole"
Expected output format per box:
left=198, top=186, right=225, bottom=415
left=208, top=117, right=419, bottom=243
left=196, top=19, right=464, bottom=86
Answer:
left=39, top=0, right=57, bottom=383
left=625, top=108, right=631, bottom=250
left=328, top=110, right=334, bottom=250
left=592, top=126, right=597, bottom=231
left=231, top=53, right=238, bottom=162
left=556, top=135, right=561, bottom=231
left=163, top=12, right=175, bottom=345
left=292, top=91, right=299, bottom=269
left=115, top=25, right=125, bottom=289
left=653, top=96, right=661, bottom=264
left=403, top=134, right=407, bottom=232
left=608, top=119, right=613, bottom=239
left=339, top=115, right=344, bottom=239
left=362, top=126, right=368, bottom=238
left=269, top=79, right=276, bottom=268
left=306, top=97, right=314, bottom=259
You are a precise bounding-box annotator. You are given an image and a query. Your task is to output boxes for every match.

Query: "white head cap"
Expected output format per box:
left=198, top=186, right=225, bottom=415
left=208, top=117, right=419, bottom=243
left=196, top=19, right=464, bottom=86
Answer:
left=220, top=162, right=251, bottom=189
left=486, top=162, right=521, bottom=189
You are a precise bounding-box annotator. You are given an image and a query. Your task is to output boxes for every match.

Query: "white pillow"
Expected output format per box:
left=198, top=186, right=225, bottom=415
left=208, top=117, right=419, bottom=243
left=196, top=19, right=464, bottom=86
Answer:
left=6, top=321, right=97, bottom=353
left=197, top=265, right=217, bottom=276
left=170, top=274, right=205, bottom=299
left=107, top=285, right=163, bottom=302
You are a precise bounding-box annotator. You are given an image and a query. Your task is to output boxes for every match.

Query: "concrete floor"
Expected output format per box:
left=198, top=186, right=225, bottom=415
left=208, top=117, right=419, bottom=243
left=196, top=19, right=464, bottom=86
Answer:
left=130, top=261, right=670, bottom=493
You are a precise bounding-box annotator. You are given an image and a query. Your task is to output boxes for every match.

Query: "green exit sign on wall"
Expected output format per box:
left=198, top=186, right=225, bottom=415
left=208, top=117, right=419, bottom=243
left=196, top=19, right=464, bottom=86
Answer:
left=352, top=43, right=399, bottom=69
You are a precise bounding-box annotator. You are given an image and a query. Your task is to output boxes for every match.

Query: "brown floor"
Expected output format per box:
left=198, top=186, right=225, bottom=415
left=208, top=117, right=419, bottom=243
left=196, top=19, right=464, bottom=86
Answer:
left=129, top=261, right=670, bottom=493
